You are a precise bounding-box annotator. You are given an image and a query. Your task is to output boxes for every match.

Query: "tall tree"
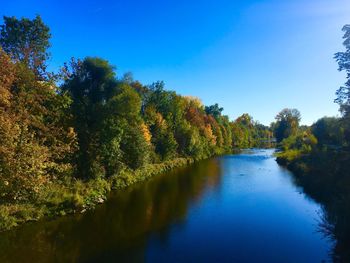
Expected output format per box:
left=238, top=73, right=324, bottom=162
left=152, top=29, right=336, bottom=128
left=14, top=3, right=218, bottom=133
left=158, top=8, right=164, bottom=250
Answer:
left=335, top=25, right=350, bottom=144
left=311, top=117, right=344, bottom=146
left=0, top=49, right=76, bottom=201
left=62, top=57, right=117, bottom=178
left=62, top=57, right=150, bottom=177
left=0, top=15, right=51, bottom=78
left=274, top=108, right=301, bottom=142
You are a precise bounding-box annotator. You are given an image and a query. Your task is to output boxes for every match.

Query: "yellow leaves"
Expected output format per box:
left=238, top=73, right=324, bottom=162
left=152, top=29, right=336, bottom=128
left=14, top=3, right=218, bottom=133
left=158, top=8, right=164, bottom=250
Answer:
left=0, top=87, right=11, bottom=108
left=0, top=125, right=51, bottom=200
left=143, top=105, right=158, bottom=126
left=144, top=105, right=168, bottom=131
left=155, top=112, right=167, bottom=129
left=184, top=96, right=203, bottom=108
left=203, top=124, right=217, bottom=145
left=67, top=127, right=76, bottom=138
left=0, top=49, right=77, bottom=201
left=141, top=123, right=152, bottom=144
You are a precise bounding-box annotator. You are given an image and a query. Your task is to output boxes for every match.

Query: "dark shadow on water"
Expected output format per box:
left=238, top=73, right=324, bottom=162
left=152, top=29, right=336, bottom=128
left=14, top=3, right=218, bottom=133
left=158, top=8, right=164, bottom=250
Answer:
left=280, top=151, right=350, bottom=262
left=0, top=159, right=223, bottom=263
left=0, top=149, right=338, bottom=262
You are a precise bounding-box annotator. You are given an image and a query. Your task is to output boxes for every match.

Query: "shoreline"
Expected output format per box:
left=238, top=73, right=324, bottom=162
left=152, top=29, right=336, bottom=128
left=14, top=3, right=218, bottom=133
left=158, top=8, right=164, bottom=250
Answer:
left=0, top=147, right=274, bottom=232
left=0, top=157, right=195, bottom=232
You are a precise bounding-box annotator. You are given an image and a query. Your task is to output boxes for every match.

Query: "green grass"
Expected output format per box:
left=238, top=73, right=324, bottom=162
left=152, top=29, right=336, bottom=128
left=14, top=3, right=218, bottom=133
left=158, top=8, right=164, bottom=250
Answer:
left=275, top=149, right=302, bottom=162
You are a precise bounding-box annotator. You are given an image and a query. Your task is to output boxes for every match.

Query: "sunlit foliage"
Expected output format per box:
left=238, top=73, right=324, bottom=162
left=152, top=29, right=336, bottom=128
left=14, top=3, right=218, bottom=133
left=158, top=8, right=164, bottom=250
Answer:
left=0, top=15, right=272, bottom=229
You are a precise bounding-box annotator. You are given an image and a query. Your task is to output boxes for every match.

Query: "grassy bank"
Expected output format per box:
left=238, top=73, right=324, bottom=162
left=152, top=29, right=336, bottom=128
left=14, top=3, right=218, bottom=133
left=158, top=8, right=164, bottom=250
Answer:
left=0, top=158, right=194, bottom=232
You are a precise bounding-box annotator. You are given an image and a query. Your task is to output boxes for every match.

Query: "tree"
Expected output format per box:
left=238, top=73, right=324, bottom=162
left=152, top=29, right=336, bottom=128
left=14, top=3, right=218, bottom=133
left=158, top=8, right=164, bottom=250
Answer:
left=335, top=25, right=350, bottom=117
left=280, top=130, right=318, bottom=154
left=335, top=25, right=350, bottom=144
left=0, top=49, right=76, bottom=201
left=311, top=117, right=344, bottom=147
left=146, top=110, right=178, bottom=161
left=205, top=103, right=223, bottom=119
left=274, top=108, right=301, bottom=142
left=104, top=83, right=150, bottom=170
left=0, top=15, right=51, bottom=78
left=231, top=114, right=268, bottom=148
left=62, top=57, right=118, bottom=178
left=62, top=57, right=151, bottom=177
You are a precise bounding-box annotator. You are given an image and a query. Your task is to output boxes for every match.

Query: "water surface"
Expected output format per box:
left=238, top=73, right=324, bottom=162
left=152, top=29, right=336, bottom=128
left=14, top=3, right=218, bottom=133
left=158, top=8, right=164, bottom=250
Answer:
left=0, top=149, right=332, bottom=262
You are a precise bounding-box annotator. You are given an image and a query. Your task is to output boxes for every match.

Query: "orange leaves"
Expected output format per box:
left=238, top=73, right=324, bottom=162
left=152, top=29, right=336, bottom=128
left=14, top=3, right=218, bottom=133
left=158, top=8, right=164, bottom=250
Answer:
left=0, top=49, right=78, bottom=201
left=203, top=124, right=217, bottom=145
left=185, top=106, right=205, bottom=130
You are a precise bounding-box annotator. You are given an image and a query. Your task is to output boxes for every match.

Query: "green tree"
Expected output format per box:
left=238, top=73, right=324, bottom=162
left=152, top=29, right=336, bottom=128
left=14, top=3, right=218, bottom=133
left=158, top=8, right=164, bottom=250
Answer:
left=279, top=130, right=318, bottom=156
left=311, top=117, right=344, bottom=147
left=146, top=110, right=178, bottom=161
left=205, top=103, right=223, bottom=119
left=335, top=25, right=350, bottom=144
left=62, top=58, right=151, bottom=177
left=62, top=57, right=117, bottom=178
left=231, top=114, right=264, bottom=148
left=104, top=83, right=150, bottom=170
left=274, top=108, right=301, bottom=143
left=0, top=15, right=51, bottom=78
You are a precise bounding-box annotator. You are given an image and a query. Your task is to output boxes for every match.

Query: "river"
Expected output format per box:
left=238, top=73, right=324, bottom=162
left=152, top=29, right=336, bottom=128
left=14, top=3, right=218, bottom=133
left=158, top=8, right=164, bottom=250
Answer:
left=0, top=149, right=332, bottom=262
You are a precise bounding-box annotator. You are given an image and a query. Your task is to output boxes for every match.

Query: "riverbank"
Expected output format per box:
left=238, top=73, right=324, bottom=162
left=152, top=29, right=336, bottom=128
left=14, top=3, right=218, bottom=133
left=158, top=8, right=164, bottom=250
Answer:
left=0, top=149, right=332, bottom=263
left=276, top=149, right=350, bottom=195
left=0, top=157, right=195, bottom=232
left=276, top=149, right=350, bottom=261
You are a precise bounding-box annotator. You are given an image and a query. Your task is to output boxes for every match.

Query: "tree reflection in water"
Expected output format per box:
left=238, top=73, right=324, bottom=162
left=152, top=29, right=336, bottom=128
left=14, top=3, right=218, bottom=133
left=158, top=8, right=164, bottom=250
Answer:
left=316, top=198, right=350, bottom=262
left=289, top=154, right=350, bottom=263
left=0, top=159, right=223, bottom=263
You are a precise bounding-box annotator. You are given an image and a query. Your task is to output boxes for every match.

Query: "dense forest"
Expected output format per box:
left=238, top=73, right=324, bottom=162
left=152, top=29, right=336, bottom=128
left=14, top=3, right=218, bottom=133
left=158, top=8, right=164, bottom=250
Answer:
left=0, top=16, right=272, bottom=230
left=274, top=25, right=350, bottom=262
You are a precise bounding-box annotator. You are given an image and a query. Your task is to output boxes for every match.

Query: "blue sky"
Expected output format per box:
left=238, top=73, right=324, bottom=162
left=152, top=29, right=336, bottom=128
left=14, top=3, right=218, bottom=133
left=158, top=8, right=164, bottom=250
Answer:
left=2, top=0, right=350, bottom=125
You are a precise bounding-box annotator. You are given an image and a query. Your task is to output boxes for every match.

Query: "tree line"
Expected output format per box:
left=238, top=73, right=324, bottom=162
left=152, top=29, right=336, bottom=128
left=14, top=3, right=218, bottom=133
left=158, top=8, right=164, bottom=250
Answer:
left=274, top=24, right=350, bottom=262
left=0, top=15, right=271, bottom=224
left=273, top=23, right=350, bottom=159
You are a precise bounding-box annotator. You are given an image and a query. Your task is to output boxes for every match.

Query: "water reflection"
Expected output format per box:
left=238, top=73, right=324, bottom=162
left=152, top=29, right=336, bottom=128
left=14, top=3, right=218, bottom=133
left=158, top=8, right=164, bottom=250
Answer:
left=0, top=150, right=336, bottom=262
left=0, top=159, right=223, bottom=263
left=304, top=183, right=350, bottom=262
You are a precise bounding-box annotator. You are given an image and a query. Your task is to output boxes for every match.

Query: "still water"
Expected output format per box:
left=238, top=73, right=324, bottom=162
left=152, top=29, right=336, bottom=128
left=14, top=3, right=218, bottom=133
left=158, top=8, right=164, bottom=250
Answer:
left=0, top=149, right=332, bottom=262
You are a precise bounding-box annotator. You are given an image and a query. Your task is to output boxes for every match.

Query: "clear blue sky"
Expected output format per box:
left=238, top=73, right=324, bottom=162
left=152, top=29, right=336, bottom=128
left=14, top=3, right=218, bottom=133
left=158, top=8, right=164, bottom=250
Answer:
left=2, top=0, right=350, bottom=125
